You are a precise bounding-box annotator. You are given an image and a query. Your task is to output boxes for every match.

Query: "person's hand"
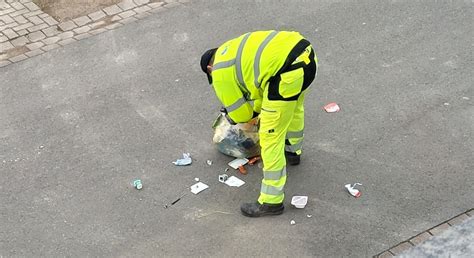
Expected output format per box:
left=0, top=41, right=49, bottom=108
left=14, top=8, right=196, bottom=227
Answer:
left=220, top=107, right=237, bottom=125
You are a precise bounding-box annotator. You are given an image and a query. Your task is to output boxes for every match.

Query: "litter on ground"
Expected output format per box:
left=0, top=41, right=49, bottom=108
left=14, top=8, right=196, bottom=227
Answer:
left=190, top=182, right=209, bottom=194
left=323, top=102, right=340, bottom=113
left=238, top=165, right=247, bottom=175
left=224, top=176, right=245, bottom=187
left=218, top=174, right=229, bottom=183
left=290, top=220, right=296, bottom=225
left=206, top=160, right=213, bottom=165
left=345, top=183, right=362, bottom=198
left=228, top=158, right=249, bottom=169
left=173, top=153, right=192, bottom=166
left=133, top=179, right=143, bottom=190
left=291, top=196, right=308, bottom=208
left=248, top=156, right=261, bottom=165
left=218, top=174, right=245, bottom=187
left=164, top=193, right=187, bottom=208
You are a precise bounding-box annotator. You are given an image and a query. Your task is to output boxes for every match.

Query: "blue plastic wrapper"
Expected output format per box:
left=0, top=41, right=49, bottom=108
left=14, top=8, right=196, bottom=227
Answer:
left=212, top=113, right=260, bottom=158
left=172, top=153, right=192, bottom=166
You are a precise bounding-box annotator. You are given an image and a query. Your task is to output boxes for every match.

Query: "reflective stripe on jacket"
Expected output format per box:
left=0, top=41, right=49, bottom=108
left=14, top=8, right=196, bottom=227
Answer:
left=211, top=31, right=305, bottom=123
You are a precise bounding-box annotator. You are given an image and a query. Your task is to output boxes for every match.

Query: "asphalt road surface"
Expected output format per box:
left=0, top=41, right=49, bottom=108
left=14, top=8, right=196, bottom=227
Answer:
left=1, top=0, right=473, bottom=256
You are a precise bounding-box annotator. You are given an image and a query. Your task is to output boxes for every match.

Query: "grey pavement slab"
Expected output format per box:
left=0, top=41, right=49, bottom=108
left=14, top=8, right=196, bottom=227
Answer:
left=400, top=217, right=474, bottom=257
left=0, top=0, right=473, bottom=256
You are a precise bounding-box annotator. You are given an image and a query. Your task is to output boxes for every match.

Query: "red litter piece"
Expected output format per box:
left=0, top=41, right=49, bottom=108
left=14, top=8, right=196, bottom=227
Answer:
left=238, top=165, right=247, bottom=175
left=248, top=156, right=261, bottom=165
left=323, top=102, right=340, bottom=113
left=345, top=183, right=362, bottom=198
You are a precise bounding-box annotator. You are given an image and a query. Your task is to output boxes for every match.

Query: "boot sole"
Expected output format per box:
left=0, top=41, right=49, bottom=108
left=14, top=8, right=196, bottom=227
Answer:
left=241, top=208, right=284, bottom=218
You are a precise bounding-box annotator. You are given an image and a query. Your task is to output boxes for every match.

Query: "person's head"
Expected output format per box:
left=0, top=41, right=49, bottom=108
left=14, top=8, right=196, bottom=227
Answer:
left=200, top=48, right=217, bottom=84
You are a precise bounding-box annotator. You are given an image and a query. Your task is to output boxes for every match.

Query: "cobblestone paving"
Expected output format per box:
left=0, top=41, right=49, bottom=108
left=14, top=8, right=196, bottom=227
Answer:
left=0, top=0, right=190, bottom=67
left=399, top=217, right=474, bottom=257
left=375, top=208, right=474, bottom=257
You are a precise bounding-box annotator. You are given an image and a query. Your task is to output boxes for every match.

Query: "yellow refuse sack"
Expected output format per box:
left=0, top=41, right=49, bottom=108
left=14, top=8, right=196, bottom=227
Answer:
left=212, top=113, right=260, bottom=158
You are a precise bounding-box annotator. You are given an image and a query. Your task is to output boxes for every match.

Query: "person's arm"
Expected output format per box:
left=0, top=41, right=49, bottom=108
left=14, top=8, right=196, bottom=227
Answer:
left=213, top=82, right=253, bottom=124
left=252, top=98, right=262, bottom=114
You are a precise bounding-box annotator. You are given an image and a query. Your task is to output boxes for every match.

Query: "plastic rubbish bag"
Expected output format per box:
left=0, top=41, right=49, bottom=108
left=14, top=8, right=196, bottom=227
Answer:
left=212, top=113, right=260, bottom=158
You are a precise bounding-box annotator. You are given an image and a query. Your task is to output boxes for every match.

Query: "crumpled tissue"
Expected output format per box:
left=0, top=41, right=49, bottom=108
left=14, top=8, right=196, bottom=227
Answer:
left=173, top=153, right=192, bottom=166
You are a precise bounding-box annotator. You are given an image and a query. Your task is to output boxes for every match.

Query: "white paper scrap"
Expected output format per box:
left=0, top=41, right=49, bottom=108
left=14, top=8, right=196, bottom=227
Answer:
left=224, top=176, right=245, bottom=187
left=345, top=183, right=362, bottom=198
left=190, top=182, right=209, bottom=194
left=228, top=158, right=249, bottom=169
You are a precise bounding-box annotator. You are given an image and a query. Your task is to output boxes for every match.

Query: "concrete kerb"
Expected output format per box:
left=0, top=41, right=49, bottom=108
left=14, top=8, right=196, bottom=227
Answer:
left=374, top=208, right=474, bottom=257
left=0, top=0, right=190, bottom=67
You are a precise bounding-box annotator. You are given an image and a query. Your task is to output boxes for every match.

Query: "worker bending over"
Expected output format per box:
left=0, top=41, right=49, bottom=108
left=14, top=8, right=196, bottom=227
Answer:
left=200, top=30, right=318, bottom=217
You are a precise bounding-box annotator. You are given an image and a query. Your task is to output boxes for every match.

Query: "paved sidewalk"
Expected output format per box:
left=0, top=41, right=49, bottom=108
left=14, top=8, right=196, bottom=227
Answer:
left=1, top=0, right=184, bottom=67
left=400, top=217, right=474, bottom=257
left=377, top=209, right=473, bottom=257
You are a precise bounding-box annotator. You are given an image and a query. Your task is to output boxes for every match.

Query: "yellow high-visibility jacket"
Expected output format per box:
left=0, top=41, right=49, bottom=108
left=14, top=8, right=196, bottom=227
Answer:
left=211, top=30, right=307, bottom=123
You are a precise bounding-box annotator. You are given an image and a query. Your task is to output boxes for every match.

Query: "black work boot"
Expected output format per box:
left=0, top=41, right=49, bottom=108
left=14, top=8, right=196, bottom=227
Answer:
left=240, top=202, right=284, bottom=217
left=285, top=151, right=301, bottom=166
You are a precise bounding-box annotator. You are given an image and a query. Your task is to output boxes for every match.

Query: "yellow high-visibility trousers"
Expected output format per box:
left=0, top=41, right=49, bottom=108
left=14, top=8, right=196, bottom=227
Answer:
left=257, top=91, right=307, bottom=204
left=257, top=46, right=317, bottom=204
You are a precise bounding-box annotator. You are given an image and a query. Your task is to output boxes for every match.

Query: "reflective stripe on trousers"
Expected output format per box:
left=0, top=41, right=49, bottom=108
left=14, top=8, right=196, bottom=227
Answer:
left=285, top=130, right=304, bottom=154
left=285, top=140, right=303, bottom=153
left=258, top=56, right=315, bottom=204
left=261, top=183, right=285, bottom=196
left=263, top=167, right=287, bottom=180
left=258, top=91, right=309, bottom=204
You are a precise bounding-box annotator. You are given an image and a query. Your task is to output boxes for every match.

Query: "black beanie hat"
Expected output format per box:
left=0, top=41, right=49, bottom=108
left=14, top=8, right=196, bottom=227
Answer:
left=200, top=48, right=217, bottom=84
